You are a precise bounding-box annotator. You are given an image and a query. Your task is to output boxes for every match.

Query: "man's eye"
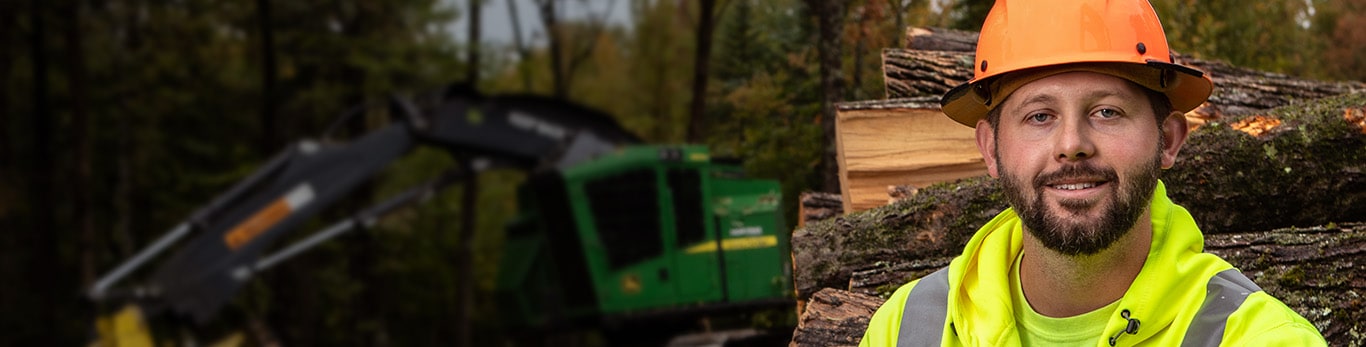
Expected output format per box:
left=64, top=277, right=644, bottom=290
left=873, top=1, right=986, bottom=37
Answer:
left=1028, top=113, right=1051, bottom=123
left=1096, top=108, right=1121, bottom=118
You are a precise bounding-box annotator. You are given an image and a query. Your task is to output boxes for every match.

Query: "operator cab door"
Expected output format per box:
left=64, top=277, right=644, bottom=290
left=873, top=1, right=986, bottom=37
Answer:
left=665, top=168, right=724, bottom=304
left=580, top=169, right=678, bottom=313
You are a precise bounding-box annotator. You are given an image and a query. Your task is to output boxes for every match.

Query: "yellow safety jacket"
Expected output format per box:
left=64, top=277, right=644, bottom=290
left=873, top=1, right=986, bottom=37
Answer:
left=860, top=181, right=1325, bottom=346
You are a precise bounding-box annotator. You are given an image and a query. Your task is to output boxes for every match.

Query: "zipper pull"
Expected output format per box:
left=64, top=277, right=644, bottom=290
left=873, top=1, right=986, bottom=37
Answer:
left=1108, top=309, right=1141, bottom=346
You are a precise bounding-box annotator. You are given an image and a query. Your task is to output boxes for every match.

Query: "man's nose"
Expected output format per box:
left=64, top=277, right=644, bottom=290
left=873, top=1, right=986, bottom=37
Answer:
left=1055, top=115, right=1095, bottom=161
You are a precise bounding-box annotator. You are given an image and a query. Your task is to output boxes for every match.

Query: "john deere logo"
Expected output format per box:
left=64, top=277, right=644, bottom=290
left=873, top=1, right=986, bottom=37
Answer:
left=621, top=274, right=642, bottom=295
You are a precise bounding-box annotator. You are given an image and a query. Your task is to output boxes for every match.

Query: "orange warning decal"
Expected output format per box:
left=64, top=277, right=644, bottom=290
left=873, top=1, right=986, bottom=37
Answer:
left=223, top=199, right=292, bottom=250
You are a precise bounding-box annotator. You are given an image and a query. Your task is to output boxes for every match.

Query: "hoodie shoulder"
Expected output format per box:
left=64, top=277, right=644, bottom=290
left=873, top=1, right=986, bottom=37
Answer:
left=1219, top=291, right=1326, bottom=346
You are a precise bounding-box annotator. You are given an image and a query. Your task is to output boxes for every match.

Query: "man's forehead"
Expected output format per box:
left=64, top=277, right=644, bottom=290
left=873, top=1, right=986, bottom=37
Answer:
left=1003, top=72, right=1150, bottom=108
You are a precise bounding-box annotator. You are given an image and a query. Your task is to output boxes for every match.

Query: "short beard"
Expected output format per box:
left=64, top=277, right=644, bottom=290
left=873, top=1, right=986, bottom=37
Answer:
left=999, top=155, right=1161, bottom=256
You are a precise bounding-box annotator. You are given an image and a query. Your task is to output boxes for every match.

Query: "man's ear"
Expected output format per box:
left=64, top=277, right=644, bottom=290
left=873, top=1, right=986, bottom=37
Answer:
left=1159, top=111, right=1189, bottom=169
left=976, top=119, right=1000, bottom=178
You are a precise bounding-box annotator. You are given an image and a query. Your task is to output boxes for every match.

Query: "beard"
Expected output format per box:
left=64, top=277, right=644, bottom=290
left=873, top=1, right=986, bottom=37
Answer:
left=999, top=154, right=1162, bottom=256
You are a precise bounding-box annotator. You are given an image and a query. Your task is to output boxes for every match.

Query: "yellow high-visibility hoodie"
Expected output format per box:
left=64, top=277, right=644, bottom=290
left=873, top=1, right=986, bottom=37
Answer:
left=860, top=181, right=1325, bottom=346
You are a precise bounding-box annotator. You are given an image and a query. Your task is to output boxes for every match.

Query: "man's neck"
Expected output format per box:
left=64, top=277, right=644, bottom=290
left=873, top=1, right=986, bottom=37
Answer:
left=1018, top=210, right=1153, bottom=317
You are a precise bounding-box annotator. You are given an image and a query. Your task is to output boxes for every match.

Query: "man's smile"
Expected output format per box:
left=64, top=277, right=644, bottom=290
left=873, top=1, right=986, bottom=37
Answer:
left=1036, top=170, right=1117, bottom=205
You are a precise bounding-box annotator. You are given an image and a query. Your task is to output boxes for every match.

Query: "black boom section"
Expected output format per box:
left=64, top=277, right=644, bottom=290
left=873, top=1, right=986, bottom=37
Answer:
left=91, top=87, right=646, bottom=325
left=148, top=124, right=414, bottom=323
left=416, top=90, right=641, bottom=170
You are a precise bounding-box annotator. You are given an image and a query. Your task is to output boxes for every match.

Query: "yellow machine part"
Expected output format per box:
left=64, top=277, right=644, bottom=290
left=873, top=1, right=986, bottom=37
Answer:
left=90, top=304, right=248, bottom=347
left=91, top=304, right=154, bottom=347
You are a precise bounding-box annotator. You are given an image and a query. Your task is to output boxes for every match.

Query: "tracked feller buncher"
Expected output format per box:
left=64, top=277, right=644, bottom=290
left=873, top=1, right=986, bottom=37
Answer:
left=87, top=86, right=794, bottom=346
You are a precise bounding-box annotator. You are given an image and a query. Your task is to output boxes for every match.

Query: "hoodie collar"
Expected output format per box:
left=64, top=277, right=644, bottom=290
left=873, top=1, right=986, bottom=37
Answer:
left=946, top=181, right=1207, bottom=346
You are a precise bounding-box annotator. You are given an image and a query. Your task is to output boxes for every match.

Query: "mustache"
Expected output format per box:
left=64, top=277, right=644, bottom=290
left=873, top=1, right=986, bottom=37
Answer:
left=1033, top=164, right=1119, bottom=188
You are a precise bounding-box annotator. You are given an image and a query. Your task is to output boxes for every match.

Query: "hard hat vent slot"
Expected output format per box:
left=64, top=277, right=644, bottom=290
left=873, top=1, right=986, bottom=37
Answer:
left=1136, top=42, right=1147, bottom=54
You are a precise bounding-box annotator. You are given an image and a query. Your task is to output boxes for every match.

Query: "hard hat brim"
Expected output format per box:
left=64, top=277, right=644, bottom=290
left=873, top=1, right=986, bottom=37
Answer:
left=940, top=61, right=1213, bottom=128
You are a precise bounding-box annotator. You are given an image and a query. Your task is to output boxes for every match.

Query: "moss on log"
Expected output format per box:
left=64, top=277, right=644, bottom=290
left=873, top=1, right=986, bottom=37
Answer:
left=790, top=176, right=1004, bottom=301
left=1166, top=93, right=1366, bottom=233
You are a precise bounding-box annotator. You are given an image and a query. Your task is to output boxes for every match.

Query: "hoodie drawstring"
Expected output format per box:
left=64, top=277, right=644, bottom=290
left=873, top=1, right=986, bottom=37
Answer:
left=1108, top=309, right=1141, bottom=346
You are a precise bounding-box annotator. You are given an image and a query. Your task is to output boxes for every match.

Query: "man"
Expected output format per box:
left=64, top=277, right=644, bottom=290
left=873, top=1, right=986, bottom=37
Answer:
left=859, top=0, right=1326, bottom=346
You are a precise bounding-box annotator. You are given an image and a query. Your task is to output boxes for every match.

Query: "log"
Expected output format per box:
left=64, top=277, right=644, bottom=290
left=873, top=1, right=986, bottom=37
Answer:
left=1165, top=98, right=1366, bottom=233
left=789, top=288, right=884, bottom=347
left=881, top=29, right=1366, bottom=122
left=799, top=191, right=844, bottom=227
left=835, top=97, right=987, bottom=213
left=791, top=93, right=1366, bottom=345
left=902, top=27, right=978, bottom=54
left=791, top=223, right=1366, bottom=347
left=880, top=49, right=973, bottom=100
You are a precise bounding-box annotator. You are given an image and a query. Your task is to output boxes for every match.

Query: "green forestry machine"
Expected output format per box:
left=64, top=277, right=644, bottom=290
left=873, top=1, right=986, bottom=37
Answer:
left=86, top=86, right=794, bottom=345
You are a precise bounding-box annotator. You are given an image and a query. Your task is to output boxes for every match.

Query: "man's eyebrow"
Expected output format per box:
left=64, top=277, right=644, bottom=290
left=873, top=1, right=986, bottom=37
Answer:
left=1017, top=94, right=1056, bottom=106
left=1015, top=88, right=1126, bottom=107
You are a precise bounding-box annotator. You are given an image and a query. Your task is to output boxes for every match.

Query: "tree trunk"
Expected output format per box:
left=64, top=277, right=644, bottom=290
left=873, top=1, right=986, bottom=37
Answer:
left=466, top=0, right=481, bottom=84
left=808, top=0, right=848, bottom=193
left=506, top=0, right=532, bottom=90
left=537, top=0, right=566, bottom=99
left=62, top=0, right=95, bottom=288
left=257, top=0, right=278, bottom=155
left=453, top=164, right=478, bottom=347
left=687, top=0, right=717, bottom=142
left=27, top=0, right=60, bottom=339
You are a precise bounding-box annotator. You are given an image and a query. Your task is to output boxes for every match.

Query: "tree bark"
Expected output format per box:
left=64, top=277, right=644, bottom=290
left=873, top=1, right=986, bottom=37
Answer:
left=880, top=48, right=973, bottom=100
left=790, top=288, right=883, bottom=347
left=902, top=27, right=978, bottom=52
left=798, top=191, right=843, bottom=227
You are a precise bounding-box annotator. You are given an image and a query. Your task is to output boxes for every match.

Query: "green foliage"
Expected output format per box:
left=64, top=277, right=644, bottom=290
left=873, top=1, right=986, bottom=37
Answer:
left=948, top=0, right=993, bottom=31
left=1150, top=0, right=1341, bottom=80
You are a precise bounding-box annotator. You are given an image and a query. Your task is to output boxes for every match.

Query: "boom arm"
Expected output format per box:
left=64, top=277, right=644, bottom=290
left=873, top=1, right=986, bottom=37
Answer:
left=88, top=87, right=640, bottom=323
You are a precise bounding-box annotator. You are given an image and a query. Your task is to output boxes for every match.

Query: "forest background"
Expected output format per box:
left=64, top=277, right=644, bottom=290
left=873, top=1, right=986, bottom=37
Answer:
left=3, top=0, right=1364, bottom=345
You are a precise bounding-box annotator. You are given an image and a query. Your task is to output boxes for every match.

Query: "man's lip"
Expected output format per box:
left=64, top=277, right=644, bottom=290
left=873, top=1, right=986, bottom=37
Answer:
left=1041, top=177, right=1111, bottom=188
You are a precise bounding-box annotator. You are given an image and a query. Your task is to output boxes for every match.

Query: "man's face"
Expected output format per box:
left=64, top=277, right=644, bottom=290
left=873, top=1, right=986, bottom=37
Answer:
left=977, top=72, right=1176, bottom=256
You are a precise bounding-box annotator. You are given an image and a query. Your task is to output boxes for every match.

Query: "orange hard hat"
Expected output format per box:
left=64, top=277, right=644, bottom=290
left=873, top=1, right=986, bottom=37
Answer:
left=940, top=0, right=1214, bottom=127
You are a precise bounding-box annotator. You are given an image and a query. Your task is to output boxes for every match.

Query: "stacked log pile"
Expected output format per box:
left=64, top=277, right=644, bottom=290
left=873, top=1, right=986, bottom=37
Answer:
left=791, top=27, right=1366, bottom=346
